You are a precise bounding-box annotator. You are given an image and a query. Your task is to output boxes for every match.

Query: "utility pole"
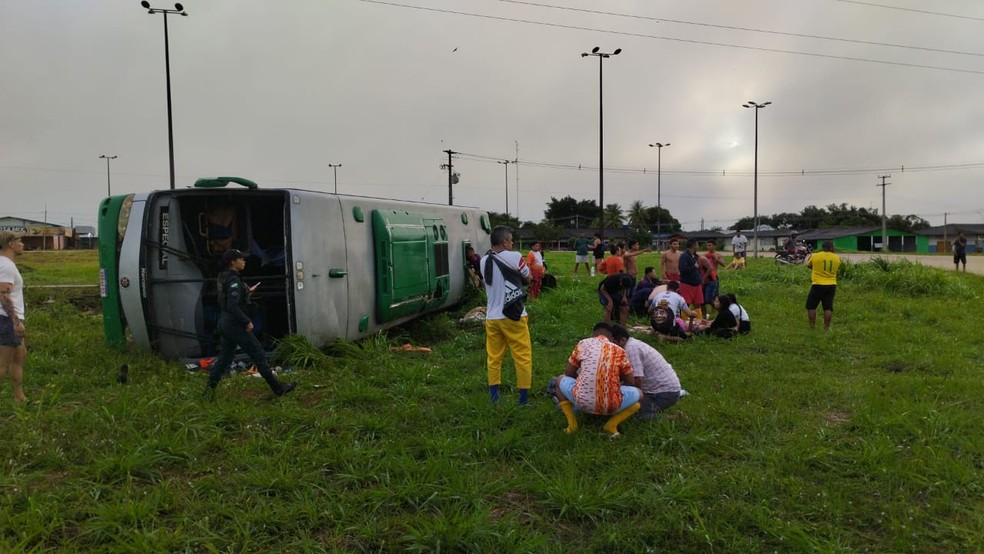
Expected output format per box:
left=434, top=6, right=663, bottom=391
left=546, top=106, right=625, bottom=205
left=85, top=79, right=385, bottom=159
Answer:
left=442, top=150, right=457, bottom=205
left=514, top=140, right=519, bottom=219
left=498, top=160, right=511, bottom=215
left=328, top=163, right=342, bottom=194
left=943, top=212, right=948, bottom=252
left=99, top=154, right=117, bottom=197
left=877, top=174, right=891, bottom=252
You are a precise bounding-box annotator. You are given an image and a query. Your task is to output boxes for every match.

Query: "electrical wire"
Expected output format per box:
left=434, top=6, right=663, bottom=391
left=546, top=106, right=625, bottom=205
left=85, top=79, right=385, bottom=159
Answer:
left=451, top=151, right=984, bottom=178
left=496, top=0, right=984, bottom=58
left=355, top=0, right=984, bottom=75
left=836, top=0, right=984, bottom=22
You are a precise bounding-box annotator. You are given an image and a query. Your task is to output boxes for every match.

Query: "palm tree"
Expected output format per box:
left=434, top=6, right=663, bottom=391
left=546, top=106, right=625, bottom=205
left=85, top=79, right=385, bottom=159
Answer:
left=627, top=200, right=649, bottom=230
left=603, top=203, right=624, bottom=229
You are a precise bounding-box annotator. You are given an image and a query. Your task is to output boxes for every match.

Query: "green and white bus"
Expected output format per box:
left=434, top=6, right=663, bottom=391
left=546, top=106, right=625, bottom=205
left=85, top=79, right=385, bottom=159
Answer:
left=98, top=177, right=491, bottom=360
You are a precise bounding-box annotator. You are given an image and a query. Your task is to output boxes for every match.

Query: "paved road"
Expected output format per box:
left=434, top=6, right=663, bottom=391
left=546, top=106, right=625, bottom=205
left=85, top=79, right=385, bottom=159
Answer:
left=834, top=252, right=984, bottom=276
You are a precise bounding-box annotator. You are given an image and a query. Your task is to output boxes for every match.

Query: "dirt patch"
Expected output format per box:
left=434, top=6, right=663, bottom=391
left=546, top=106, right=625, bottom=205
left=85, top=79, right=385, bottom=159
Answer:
left=884, top=361, right=909, bottom=373
left=69, top=294, right=103, bottom=315
left=821, top=410, right=852, bottom=425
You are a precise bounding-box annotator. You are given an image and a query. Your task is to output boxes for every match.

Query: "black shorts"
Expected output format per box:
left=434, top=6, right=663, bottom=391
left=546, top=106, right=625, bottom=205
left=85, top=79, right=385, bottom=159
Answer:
left=805, top=284, right=836, bottom=312
left=0, top=314, right=23, bottom=347
left=954, top=252, right=967, bottom=264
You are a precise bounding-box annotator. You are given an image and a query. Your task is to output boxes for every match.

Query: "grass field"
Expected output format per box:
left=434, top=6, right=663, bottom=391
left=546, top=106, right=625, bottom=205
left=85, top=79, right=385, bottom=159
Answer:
left=1, top=249, right=983, bottom=552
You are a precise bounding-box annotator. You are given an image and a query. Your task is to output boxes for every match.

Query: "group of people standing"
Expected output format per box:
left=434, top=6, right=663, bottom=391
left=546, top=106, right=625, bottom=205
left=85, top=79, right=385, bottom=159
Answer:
left=589, top=235, right=750, bottom=340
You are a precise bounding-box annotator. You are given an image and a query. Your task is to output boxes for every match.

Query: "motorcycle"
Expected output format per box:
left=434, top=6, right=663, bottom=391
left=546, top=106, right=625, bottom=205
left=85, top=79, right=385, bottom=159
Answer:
left=775, top=242, right=812, bottom=265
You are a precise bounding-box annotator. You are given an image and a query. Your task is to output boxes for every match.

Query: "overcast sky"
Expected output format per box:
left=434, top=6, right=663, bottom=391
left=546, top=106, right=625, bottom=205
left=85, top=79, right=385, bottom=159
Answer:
left=2, top=0, right=983, bottom=230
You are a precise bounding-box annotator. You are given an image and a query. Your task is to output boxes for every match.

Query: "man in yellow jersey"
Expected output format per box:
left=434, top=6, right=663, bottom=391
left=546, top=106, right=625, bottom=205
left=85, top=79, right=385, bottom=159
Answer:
left=805, top=241, right=841, bottom=331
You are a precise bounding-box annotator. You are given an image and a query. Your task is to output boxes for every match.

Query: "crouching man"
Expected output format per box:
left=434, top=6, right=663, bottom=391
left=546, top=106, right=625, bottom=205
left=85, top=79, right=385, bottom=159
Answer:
left=552, top=322, right=642, bottom=438
left=610, top=324, right=682, bottom=420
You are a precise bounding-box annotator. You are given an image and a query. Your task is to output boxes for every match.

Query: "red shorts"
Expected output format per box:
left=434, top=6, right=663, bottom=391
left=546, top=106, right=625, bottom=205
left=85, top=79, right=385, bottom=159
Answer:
left=678, top=282, right=703, bottom=306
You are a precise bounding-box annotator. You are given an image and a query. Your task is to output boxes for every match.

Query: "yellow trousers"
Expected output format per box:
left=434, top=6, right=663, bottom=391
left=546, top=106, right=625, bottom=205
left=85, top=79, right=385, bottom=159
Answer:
left=485, top=317, right=532, bottom=389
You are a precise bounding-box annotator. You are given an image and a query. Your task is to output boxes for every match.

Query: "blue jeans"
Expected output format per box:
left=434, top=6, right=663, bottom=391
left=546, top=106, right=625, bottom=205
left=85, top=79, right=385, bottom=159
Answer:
left=558, top=376, right=641, bottom=415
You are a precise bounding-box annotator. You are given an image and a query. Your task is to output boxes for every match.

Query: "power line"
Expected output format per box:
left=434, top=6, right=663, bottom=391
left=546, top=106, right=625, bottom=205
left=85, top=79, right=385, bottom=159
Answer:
left=355, top=0, right=984, bottom=75
left=836, top=0, right=984, bottom=22
left=497, top=0, right=984, bottom=58
left=453, top=151, right=984, bottom=178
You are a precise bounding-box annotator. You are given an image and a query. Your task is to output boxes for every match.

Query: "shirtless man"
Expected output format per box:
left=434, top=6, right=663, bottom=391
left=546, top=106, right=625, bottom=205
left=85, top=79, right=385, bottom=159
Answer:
left=660, top=239, right=681, bottom=282
left=622, top=240, right=652, bottom=280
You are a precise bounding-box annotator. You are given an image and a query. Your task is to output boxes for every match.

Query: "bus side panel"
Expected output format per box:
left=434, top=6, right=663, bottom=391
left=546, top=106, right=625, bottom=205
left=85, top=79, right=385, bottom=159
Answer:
left=145, top=195, right=206, bottom=360
left=341, top=200, right=490, bottom=339
left=97, top=195, right=129, bottom=349
left=117, top=195, right=151, bottom=351
left=290, top=193, right=348, bottom=346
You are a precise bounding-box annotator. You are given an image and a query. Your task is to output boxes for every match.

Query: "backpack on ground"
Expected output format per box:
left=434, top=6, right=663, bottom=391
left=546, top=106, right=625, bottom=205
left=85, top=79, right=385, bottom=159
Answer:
left=650, top=299, right=676, bottom=334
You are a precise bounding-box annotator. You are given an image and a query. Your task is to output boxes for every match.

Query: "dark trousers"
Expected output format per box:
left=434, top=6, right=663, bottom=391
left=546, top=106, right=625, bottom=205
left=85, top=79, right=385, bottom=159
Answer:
left=638, top=391, right=681, bottom=420
left=207, top=316, right=281, bottom=393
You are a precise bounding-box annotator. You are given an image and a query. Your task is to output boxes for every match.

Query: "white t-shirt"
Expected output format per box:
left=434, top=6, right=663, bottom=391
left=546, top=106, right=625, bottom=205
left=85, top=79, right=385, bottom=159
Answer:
left=480, top=250, right=530, bottom=320
left=649, top=291, right=688, bottom=318
left=0, top=256, right=25, bottom=320
left=729, top=303, right=749, bottom=322
left=731, top=234, right=748, bottom=253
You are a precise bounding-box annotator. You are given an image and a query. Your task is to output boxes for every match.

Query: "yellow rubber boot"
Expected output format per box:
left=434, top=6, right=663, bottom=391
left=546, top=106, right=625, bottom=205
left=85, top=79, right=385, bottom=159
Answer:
left=603, top=402, right=641, bottom=438
left=559, top=400, right=578, bottom=434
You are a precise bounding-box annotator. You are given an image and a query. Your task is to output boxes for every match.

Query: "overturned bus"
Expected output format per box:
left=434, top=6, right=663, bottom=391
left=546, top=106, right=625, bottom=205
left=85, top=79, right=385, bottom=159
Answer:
left=97, top=177, right=491, bottom=360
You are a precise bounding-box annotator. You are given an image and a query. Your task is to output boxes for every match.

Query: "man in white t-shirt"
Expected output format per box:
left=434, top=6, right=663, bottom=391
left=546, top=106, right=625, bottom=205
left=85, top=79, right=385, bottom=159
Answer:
left=481, top=226, right=532, bottom=405
left=731, top=229, right=748, bottom=259
left=0, top=232, right=27, bottom=404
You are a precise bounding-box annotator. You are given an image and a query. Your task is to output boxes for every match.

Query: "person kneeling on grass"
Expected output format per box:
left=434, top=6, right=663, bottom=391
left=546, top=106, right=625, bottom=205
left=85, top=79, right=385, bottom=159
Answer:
left=552, top=322, right=641, bottom=438
left=610, top=324, right=682, bottom=420
left=693, top=294, right=739, bottom=339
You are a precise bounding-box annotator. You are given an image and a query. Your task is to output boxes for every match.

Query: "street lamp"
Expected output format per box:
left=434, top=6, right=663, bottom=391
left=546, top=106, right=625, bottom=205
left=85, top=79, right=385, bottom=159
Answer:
left=648, top=143, right=670, bottom=249
left=140, top=1, right=188, bottom=191
left=498, top=160, right=511, bottom=215
left=99, top=155, right=118, bottom=197
left=329, top=163, right=342, bottom=194
left=581, top=46, right=621, bottom=239
left=742, top=100, right=771, bottom=258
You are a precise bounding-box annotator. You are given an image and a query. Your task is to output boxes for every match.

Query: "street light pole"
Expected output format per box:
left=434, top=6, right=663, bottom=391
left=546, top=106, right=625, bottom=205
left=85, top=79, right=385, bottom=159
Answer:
left=141, top=1, right=188, bottom=190
left=498, top=160, right=511, bottom=215
left=582, top=46, right=621, bottom=239
left=99, top=155, right=118, bottom=197
left=648, top=143, right=670, bottom=249
left=329, top=163, right=342, bottom=194
left=742, top=100, right=771, bottom=258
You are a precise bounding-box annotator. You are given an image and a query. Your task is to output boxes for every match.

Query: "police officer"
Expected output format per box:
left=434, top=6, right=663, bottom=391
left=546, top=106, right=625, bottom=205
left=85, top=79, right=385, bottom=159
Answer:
left=206, top=249, right=296, bottom=397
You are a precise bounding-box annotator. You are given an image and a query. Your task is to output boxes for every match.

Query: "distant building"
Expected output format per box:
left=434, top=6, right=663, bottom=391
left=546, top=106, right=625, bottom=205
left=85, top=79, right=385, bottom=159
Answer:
left=917, top=224, right=984, bottom=254
left=798, top=226, right=926, bottom=253
left=0, top=216, right=69, bottom=250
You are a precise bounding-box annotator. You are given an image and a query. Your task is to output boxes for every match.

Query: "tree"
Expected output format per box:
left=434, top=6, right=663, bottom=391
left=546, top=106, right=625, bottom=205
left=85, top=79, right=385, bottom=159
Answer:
left=627, top=200, right=649, bottom=231
left=886, top=214, right=930, bottom=232
left=732, top=216, right=755, bottom=231
left=531, top=219, right=563, bottom=244
left=733, top=204, right=931, bottom=232
left=603, top=203, right=624, bottom=229
left=544, top=196, right=598, bottom=228
left=645, top=206, right=681, bottom=233
left=487, top=211, right=521, bottom=230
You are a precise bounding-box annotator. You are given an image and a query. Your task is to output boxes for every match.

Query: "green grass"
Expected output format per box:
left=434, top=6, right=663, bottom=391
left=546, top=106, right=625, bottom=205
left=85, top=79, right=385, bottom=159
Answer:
left=2, top=250, right=983, bottom=552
